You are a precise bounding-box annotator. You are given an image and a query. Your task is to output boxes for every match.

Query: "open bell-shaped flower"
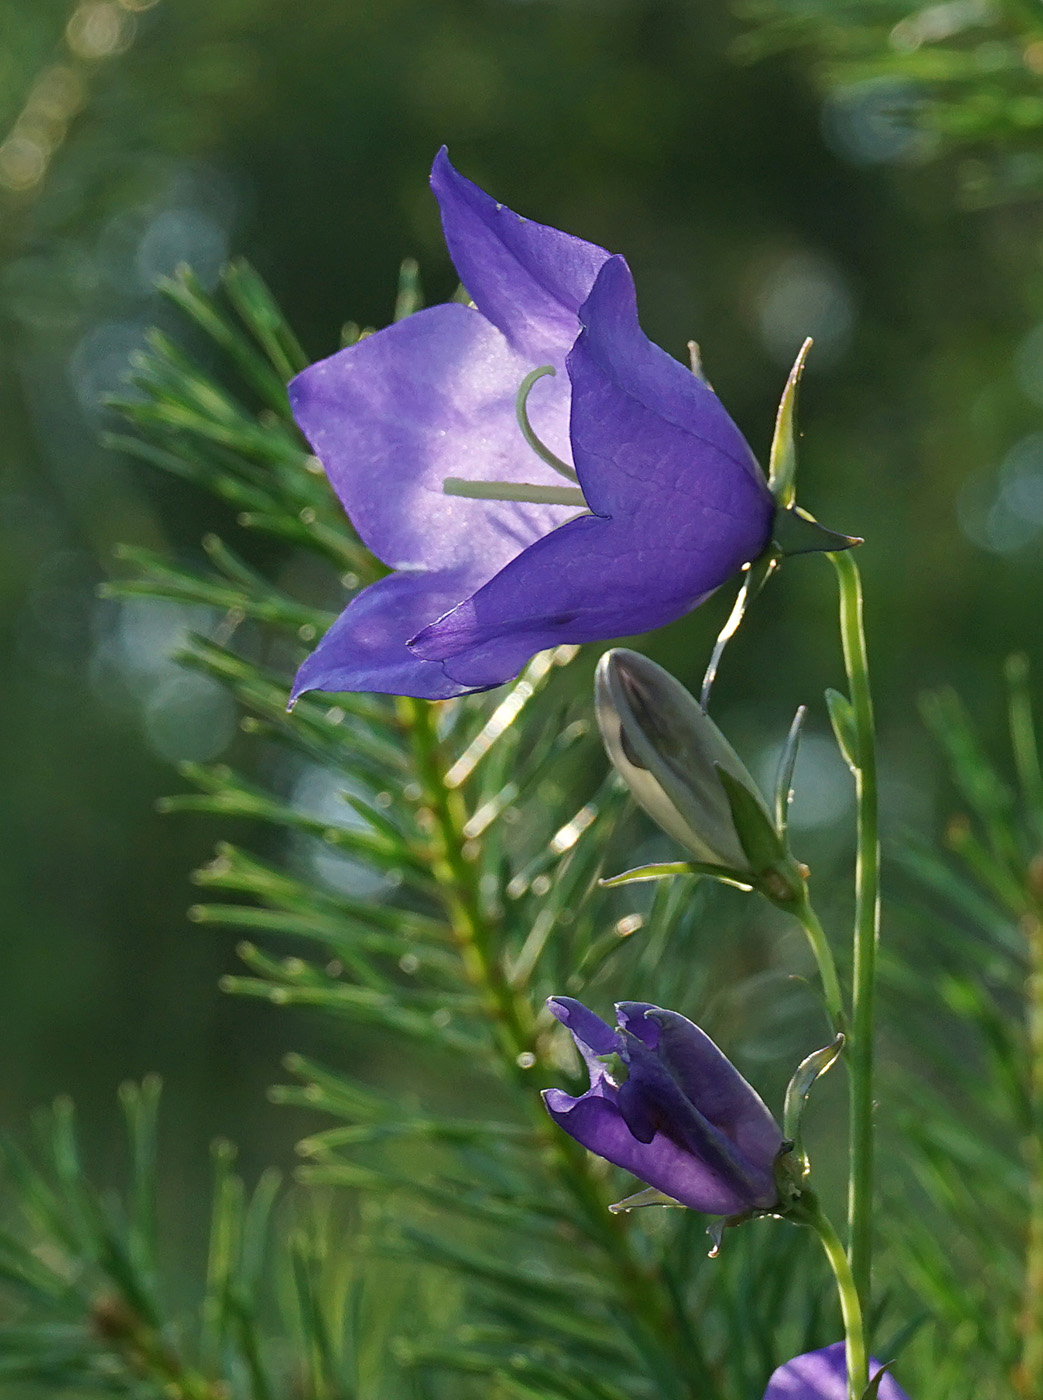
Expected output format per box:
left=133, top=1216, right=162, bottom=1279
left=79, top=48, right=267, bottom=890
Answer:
left=763, top=1345, right=910, bottom=1400
left=542, top=997, right=786, bottom=1217
left=288, top=149, right=776, bottom=701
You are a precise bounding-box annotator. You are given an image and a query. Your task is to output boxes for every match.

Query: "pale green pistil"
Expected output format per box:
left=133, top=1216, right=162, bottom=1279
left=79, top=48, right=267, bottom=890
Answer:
left=443, top=478, right=587, bottom=506
left=442, top=364, right=588, bottom=509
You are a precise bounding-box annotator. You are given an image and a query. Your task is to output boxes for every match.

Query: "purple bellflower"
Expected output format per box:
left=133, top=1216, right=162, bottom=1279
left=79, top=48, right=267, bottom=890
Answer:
left=542, top=997, right=785, bottom=1216
left=288, top=150, right=776, bottom=701
left=763, top=1345, right=910, bottom=1400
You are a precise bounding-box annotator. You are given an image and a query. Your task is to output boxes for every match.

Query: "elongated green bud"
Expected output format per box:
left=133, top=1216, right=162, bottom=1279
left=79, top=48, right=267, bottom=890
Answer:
left=595, top=648, right=776, bottom=875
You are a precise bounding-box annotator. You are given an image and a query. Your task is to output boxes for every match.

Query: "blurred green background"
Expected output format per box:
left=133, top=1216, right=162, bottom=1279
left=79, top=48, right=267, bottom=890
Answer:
left=2, top=0, right=1042, bottom=1252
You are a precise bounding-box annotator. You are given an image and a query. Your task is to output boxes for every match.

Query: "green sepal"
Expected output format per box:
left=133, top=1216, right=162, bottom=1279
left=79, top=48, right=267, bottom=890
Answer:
left=715, top=765, right=787, bottom=872
left=599, top=861, right=751, bottom=890
left=783, top=1035, right=845, bottom=1174
left=774, top=704, right=806, bottom=834
left=826, top=687, right=860, bottom=772
left=768, top=337, right=811, bottom=509
left=608, top=1186, right=682, bottom=1213
left=862, top=1362, right=897, bottom=1399
left=773, top=505, right=862, bottom=558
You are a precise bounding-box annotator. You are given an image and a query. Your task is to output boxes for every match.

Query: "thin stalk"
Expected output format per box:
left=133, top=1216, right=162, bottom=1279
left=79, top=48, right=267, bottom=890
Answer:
left=1016, top=906, right=1043, bottom=1397
left=788, top=889, right=847, bottom=1035
left=829, top=550, right=880, bottom=1320
left=801, top=1197, right=867, bottom=1400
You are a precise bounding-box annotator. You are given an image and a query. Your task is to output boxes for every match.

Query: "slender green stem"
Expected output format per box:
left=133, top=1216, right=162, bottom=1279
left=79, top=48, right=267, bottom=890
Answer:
left=788, top=888, right=847, bottom=1035
left=829, top=550, right=880, bottom=1322
left=801, top=1197, right=868, bottom=1400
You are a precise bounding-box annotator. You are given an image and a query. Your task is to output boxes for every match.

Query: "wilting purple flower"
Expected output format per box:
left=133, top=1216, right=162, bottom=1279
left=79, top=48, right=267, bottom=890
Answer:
left=763, top=1345, right=910, bottom=1400
left=542, top=997, right=784, bottom=1215
left=289, top=149, right=775, bottom=701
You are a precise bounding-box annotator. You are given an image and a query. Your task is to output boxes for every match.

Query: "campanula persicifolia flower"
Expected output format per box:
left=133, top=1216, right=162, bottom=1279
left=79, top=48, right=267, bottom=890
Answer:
left=289, top=149, right=775, bottom=701
left=763, top=1345, right=910, bottom=1400
left=542, top=997, right=784, bottom=1216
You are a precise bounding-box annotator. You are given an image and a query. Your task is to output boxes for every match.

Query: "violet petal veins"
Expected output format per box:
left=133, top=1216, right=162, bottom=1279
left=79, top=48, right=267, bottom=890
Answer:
left=289, top=150, right=775, bottom=700
left=763, top=1345, right=910, bottom=1400
left=542, top=997, right=784, bottom=1216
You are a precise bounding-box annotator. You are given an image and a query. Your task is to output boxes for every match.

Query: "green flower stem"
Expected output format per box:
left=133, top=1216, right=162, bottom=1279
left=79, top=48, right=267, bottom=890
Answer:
left=801, top=1196, right=868, bottom=1400
left=787, top=888, right=847, bottom=1035
left=829, top=550, right=880, bottom=1322
left=401, top=698, right=721, bottom=1400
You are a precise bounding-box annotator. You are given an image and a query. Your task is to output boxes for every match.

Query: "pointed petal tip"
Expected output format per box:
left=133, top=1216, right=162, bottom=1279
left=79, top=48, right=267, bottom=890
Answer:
left=575, top=253, right=634, bottom=330
left=429, top=144, right=453, bottom=186
left=541, top=1086, right=577, bottom=1116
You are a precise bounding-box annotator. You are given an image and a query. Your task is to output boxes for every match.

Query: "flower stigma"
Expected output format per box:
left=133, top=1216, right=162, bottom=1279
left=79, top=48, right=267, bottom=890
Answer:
left=514, top=365, right=578, bottom=482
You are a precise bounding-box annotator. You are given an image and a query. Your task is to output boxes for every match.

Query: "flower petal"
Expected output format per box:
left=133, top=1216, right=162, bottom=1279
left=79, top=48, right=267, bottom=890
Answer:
left=620, top=1028, right=778, bottom=1210
left=431, top=148, right=610, bottom=361
left=641, top=1007, right=784, bottom=1175
left=762, top=1344, right=909, bottom=1400
left=567, top=256, right=774, bottom=549
left=541, top=1086, right=759, bottom=1216
left=289, top=300, right=575, bottom=576
left=290, top=571, right=479, bottom=702
left=615, top=1001, right=660, bottom=1047
left=547, top=997, right=620, bottom=1057
left=409, top=512, right=729, bottom=689
left=409, top=260, right=777, bottom=689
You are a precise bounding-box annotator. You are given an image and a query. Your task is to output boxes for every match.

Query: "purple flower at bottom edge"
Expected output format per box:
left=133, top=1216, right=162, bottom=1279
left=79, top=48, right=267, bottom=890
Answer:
left=288, top=149, right=775, bottom=701
left=763, top=1344, right=911, bottom=1400
left=542, top=997, right=783, bottom=1216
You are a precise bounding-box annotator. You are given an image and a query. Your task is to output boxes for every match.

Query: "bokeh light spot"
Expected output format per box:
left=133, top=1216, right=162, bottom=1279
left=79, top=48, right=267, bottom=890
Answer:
left=69, top=320, right=149, bottom=412
left=0, top=136, right=47, bottom=191
left=889, top=0, right=992, bottom=54
left=822, top=81, right=933, bottom=165
left=27, top=65, right=85, bottom=123
left=755, top=252, right=854, bottom=368
left=135, top=208, right=228, bottom=291
left=1013, top=323, right=1043, bottom=406
left=144, top=672, right=236, bottom=763
left=66, top=2, right=134, bottom=60
left=291, top=766, right=390, bottom=898
left=756, top=731, right=854, bottom=833
left=957, top=458, right=1043, bottom=554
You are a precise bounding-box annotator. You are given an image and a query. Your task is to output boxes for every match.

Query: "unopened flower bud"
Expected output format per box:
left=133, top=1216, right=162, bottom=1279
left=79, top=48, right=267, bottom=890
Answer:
left=595, top=648, right=780, bottom=878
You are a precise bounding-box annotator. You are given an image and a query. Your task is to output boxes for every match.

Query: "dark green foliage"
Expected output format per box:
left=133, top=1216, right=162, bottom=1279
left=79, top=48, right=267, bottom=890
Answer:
left=738, top=0, right=1043, bottom=206
left=880, top=656, right=1043, bottom=1396
left=0, top=1078, right=410, bottom=1399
